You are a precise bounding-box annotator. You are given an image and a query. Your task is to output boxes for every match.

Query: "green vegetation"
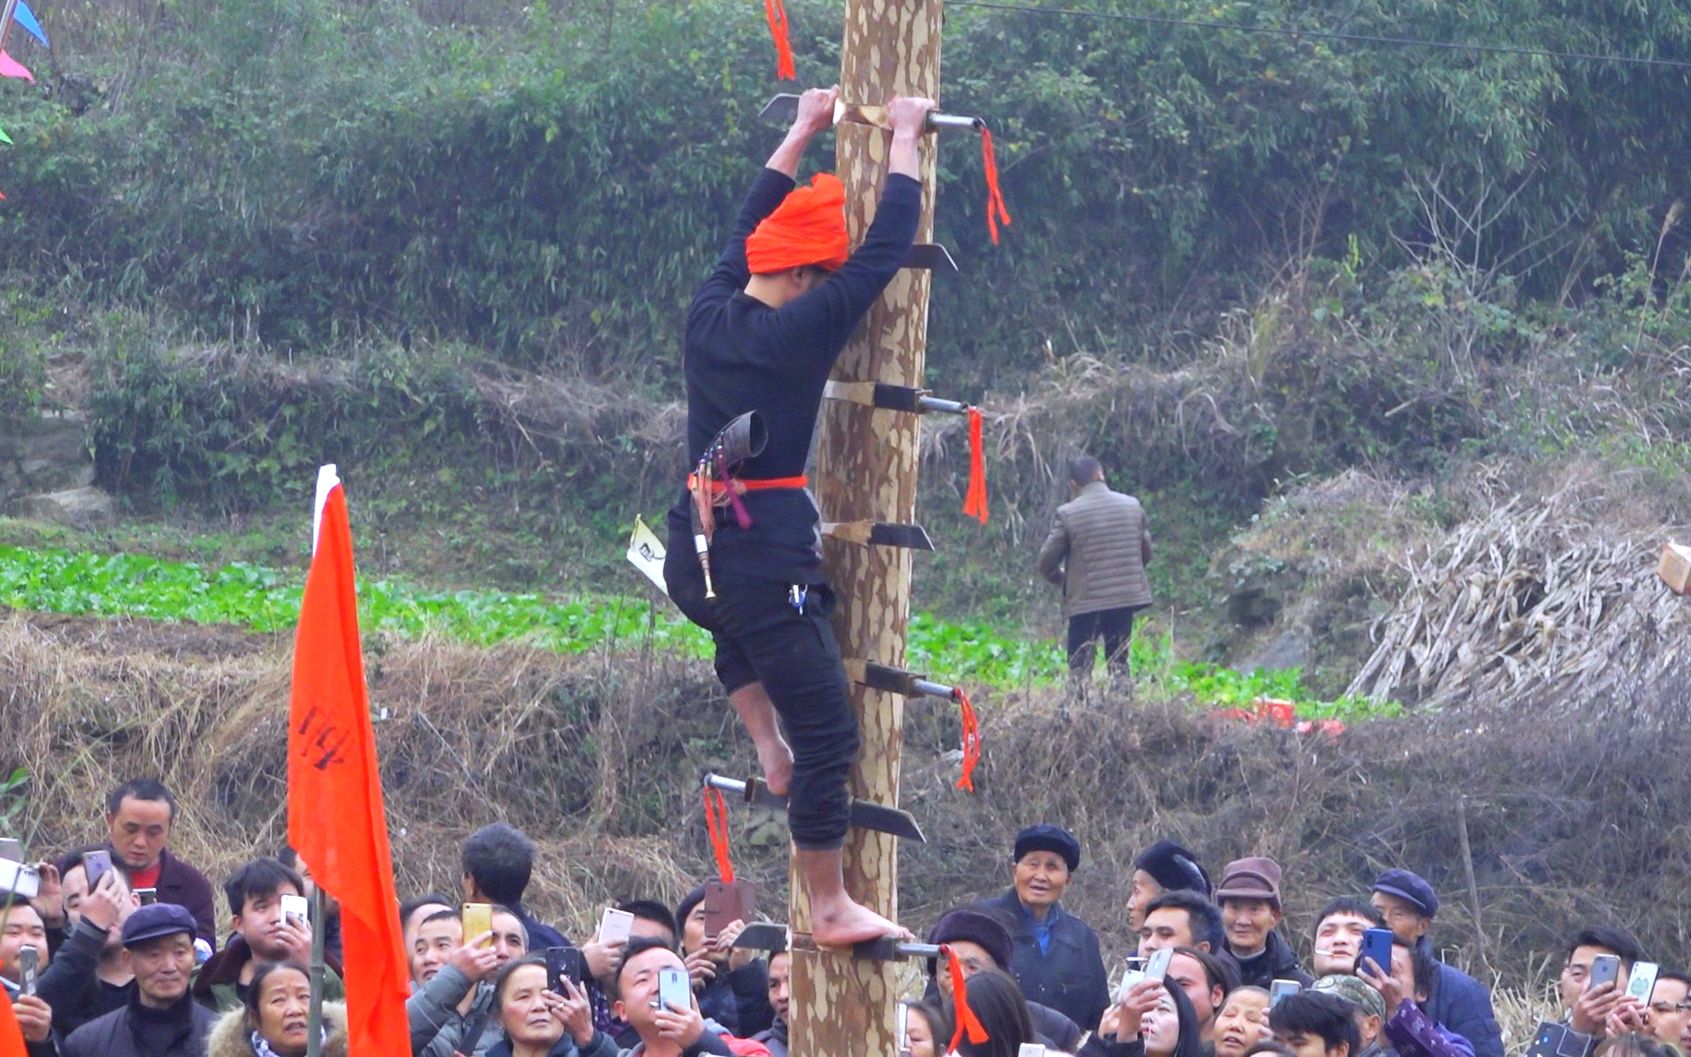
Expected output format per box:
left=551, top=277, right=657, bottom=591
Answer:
left=0, top=543, right=1389, bottom=717
left=5, top=0, right=1691, bottom=369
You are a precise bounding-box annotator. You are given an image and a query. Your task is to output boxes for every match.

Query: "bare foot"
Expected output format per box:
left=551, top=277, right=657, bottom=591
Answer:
left=810, top=895, right=912, bottom=948
left=758, top=737, right=794, bottom=798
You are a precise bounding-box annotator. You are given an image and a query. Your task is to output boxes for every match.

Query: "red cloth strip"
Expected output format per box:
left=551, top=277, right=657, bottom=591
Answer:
left=763, top=0, right=796, bottom=81
left=979, top=126, right=1012, bottom=244
left=703, top=787, right=736, bottom=884
left=962, top=407, right=989, bottom=523
left=944, top=944, right=991, bottom=1051
left=954, top=686, right=982, bottom=791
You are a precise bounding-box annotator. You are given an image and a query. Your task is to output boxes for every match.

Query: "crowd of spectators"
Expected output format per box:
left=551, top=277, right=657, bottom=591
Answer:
left=1, top=781, right=1679, bottom=1057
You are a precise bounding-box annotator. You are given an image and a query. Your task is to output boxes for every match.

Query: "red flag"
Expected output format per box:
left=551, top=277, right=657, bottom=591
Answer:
left=0, top=987, right=29, bottom=1057
left=286, top=466, right=410, bottom=1057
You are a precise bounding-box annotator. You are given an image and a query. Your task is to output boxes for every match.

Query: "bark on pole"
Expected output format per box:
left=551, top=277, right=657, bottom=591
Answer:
left=786, top=0, right=941, bottom=1052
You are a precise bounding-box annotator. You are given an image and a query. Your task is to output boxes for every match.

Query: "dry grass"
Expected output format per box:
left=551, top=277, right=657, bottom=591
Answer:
left=1348, top=466, right=1691, bottom=711
left=6, top=605, right=1691, bottom=1001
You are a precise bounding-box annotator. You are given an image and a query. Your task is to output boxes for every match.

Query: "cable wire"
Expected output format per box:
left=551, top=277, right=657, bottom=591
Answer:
left=944, top=0, right=1691, bottom=73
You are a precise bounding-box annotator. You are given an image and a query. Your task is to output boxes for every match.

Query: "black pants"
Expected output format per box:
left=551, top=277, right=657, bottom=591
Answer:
left=664, top=541, right=859, bottom=851
left=1066, top=606, right=1138, bottom=675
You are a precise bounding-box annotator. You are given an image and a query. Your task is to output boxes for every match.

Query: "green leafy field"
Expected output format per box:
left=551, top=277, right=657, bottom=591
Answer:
left=0, top=544, right=1395, bottom=719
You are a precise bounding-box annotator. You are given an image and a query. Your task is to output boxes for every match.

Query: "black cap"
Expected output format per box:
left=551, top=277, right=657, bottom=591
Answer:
left=1372, top=869, right=1438, bottom=918
left=926, top=908, right=1015, bottom=978
left=121, top=903, right=197, bottom=948
left=1133, top=840, right=1211, bottom=897
left=1012, top=824, right=1081, bottom=872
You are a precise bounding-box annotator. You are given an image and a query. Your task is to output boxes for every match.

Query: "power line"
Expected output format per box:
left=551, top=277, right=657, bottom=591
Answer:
left=944, top=0, right=1691, bottom=73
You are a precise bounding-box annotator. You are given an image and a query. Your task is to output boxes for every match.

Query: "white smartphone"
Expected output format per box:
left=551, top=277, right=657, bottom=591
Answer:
left=1271, top=979, right=1302, bottom=1006
left=1145, top=947, right=1173, bottom=982
left=280, top=893, right=310, bottom=929
left=601, top=907, right=635, bottom=945
left=1627, top=961, right=1660, bottom=1003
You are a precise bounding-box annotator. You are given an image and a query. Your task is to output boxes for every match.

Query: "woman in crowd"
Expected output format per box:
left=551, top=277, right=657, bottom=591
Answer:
left=484, top=955, right=616, bottom=1057
left=1215, top=987, right=1274, bottom=1057
left=207, top=961, right=347, bottom=1057
left=902, top=998, right=952, bottom=1057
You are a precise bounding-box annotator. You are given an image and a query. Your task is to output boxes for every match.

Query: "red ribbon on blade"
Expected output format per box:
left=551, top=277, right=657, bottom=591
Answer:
left=962, top=407, right=989, bottom=523
left=954, top=687, right=981, bottom=792
left=703, top=787, right=736, bottom=884
left=943, top=945, right=991, bottom=1051
left=979, top=125, right=1012, bottom=244
left=763, top=0, right=796, bottom=80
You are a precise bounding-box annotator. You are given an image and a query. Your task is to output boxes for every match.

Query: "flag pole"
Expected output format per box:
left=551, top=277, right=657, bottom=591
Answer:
left=0, top=0, right=18, bottom=54
left=307, top=886, right=326, bottom=1057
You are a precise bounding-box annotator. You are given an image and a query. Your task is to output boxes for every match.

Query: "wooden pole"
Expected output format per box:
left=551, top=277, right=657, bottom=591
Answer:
left=786, top=0, right=942, bottom=1052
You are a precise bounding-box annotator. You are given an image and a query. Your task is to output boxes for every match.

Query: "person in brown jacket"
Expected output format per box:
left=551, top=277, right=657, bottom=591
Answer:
left=1037, top=455, right=1153, bottom=680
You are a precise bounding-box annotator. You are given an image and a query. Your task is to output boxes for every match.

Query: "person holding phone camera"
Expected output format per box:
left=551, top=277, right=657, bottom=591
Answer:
left=674, top=886, right=772, bottom=1038
left=1355, top=937, right=1474, bottom=1057
left=0, top=899, right=57, bottom=1057
left=471, top=954, right=614, bottom=1057
left=192, top=858, right=342, bottom=1013
left=34, top=844, right=143, bottom=1037
left=611, top=937, right=746, bottom=1057
left=1369, top=872, right=1501, bottom=1057
left=1083, top=976, right=1204, bottom=1057
left=1559, top=927, right=1647, bottom=1044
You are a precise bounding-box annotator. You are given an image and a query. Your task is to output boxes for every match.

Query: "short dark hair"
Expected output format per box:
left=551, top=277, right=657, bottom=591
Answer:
left=1565, top=926, right=1646, bottom=967
left=1068, top=455, right=1102, bottom=485
left=462, top=824, right=536, bottom=905
left=1246, top=1043, right=1299, bottom=1057
left=106, top=779, right=177, bottom=822
left=614, top=935, right=681, bottom=998
left=490, top=904, right=528, bottom=947
left=1656, top=970, right=1691, bottom=993
left=1147, top=890, right=1226, bottom=953
left=619, top=900, right=679, bottom=946
left=1271, top=992, right=1361, bottom=1057
left=243, top=961, right=309, bottom=1026
left=1312, top=897, right=1382, bottom=937
left=223, top=858, right=305, bottom=917
left=53, top=843, right=110, bottom=881
left=492, top=954, right=549, bottom=1010
left=420, top=907, right=462, bottom=929
left=1397, top=936, right=1441, bottom=1001
left=1174, top=945, right=1239, bottom=999
left=400, top=893, right=453, bottom=932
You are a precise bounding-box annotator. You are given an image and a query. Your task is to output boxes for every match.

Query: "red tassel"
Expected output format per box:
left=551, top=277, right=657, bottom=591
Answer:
left=703, top=788, right=736, bottom=884
left=763, top=0, right=796, bottom=81
left=962, top=406, right=989, bottom=524
left=944, top=945, right=992, bottom=1051
left=954, top=687, right=981, bottom=792
left=979, top=125, right=1012, bottom=245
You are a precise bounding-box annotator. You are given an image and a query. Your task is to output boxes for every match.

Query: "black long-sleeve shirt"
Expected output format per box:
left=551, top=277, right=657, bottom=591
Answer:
left=666, top=166, right=921, bottom=585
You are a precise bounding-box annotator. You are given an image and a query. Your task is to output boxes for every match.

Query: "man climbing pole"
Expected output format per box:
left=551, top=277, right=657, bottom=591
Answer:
left=662, top=84, right=932, bottom=947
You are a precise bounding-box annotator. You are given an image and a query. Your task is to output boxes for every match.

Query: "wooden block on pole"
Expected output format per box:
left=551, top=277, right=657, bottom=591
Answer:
left=786, top=0, right=942, bottom=1050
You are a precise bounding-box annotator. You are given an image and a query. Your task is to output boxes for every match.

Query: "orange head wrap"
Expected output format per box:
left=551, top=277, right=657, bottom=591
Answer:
left=746, top=173, right=850, bottom=275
